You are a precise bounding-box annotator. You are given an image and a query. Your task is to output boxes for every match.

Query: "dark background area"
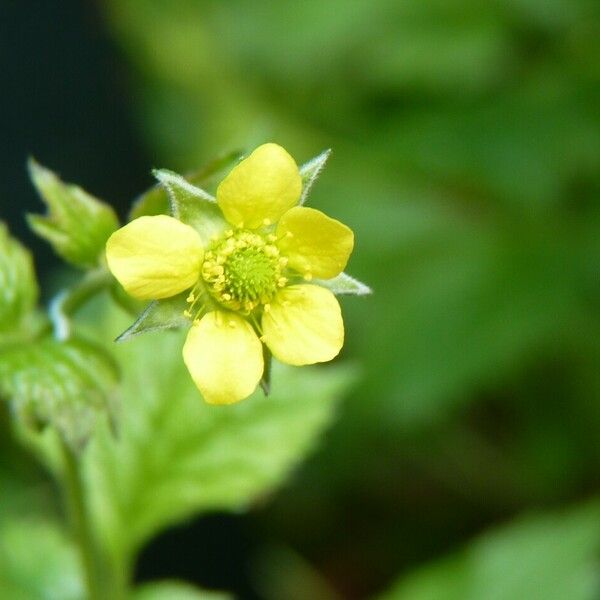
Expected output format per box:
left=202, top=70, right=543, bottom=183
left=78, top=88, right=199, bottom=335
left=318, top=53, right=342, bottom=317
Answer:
left=0, top=1, right=146, bottom=280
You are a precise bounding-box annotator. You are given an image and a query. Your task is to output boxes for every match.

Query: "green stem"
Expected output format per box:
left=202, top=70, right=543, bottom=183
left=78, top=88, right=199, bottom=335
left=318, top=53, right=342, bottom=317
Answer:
left=61, top=440, right=102, bottom=600
left=61, top=440, right=128, bottom=599
left=50, top=269, right=113, bottom=340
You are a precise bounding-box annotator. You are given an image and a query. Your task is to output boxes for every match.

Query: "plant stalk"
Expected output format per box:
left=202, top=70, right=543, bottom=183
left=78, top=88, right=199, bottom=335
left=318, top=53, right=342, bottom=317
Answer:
left=61, top=440, right=102, bottom=600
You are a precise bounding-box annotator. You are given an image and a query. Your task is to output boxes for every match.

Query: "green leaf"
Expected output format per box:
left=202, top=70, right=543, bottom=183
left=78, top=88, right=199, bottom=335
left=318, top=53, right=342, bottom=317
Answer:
left=0, top=223, right=38, bottom=335
left=27, top=159, right=119, bottom=268
left=81, top=303, right=355, bottom=563
left=133, top=581, right=232, bottom=600
left=0, top=517, right=84, bottom=600
left=299, top=149, right=331, bottom=205
left=315, top=272, right=372, bottom=296
left=0, top=337, right=118, bottom=450
left=115, top=293, right=190, bottom=342
left=379, top=501, right=600, bottom=600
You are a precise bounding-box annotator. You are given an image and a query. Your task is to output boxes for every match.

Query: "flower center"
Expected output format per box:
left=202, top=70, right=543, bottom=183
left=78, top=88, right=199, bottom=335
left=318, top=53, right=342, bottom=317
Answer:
left=201, top=230, right=287, bottom=312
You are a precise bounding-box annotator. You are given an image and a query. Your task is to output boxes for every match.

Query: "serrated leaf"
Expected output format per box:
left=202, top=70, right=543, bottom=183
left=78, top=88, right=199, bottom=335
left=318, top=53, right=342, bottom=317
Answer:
left=28, top=159, right=119, bottom=268
left=0, top=517, right=84, bottom=600
left=379, top=501, right=600, bottom=600
left=0, top=338, right=118, bottom=450
left=0, top=223, right=38, bottom=335
left=315, top=272, right=372, bottom=296
left=116, top=293, right=190, bottom=342
left=299, top=149, right=331, bottom=205
left=81, top=304, right=355, bottom=564
left=133, top=581, right=232, bottom=600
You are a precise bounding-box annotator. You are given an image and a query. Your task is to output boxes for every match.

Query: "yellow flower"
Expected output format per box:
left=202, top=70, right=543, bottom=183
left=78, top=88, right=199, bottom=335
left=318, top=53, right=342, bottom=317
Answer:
left=106, top=143, right=355, bottom=404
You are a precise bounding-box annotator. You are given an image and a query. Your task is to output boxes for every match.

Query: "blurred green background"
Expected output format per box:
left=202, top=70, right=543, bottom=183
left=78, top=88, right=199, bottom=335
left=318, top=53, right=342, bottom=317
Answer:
left=1, top=0, right=599, bottom=598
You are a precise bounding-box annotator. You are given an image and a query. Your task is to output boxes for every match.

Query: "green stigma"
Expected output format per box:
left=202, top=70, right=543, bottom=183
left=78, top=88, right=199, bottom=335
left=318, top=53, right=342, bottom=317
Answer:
left=201, top=230, right=288, bottom=312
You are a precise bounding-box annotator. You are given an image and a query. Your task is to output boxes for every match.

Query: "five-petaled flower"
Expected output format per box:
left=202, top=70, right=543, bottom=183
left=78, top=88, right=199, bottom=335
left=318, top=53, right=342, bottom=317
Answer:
left=106, top=143, right=355, bottom=404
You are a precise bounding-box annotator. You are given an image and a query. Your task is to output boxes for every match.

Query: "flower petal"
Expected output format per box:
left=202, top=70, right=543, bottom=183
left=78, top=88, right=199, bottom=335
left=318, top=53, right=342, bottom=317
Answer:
left=277, top=206, right=354, bottom=279
left=262, top=284, right=344, bottom=366
left=106, top=215, right=203, bottom=300
left=183, top=311, right=263, bottom=404
left=216, top=143, right=302, bottom=229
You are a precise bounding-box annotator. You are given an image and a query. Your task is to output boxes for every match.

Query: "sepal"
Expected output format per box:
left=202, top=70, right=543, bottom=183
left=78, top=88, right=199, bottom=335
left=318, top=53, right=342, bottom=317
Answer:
left=130, top=151, right=242, bottom=220
left=260, top=346, right=273, bottom=396
left=116, top=293, right=190, bottom=342
left=27, top=159, right=119, bottom=268
left=299, top=149, right=331, bottom=204
left=152, top=169, right=227, bottom=244
left=153, top=168, right=216, bottom=206
left=314, top=272, right=372, bottom=295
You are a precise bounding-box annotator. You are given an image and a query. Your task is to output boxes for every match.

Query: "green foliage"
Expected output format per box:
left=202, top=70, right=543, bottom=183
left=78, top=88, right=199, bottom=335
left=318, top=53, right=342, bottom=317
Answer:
left=0, top=338, right=118, bottom=450
left=100, top=0, right=600, bottom=593
left=79, top=302, right=354, bottom=565
left=133, top=581, right=231, bottom=600
left=0, top=223, right=38, bottom=336
left=0, top=517, right=84, bottom=600
left=379, top=502, right=600, bottom=600
left=28, top=159, right=119, bottom=268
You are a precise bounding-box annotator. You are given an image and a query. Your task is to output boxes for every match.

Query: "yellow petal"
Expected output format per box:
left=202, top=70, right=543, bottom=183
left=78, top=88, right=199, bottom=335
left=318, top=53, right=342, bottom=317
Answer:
left=106, top=215, right=203, bottom=300
left=217, top=143, right=302, bottom=229
left=262, top=285, right=344, bottom=366
left=183, top=311, right=263, bottom=405
left=277, top=206, right=354, bottom=279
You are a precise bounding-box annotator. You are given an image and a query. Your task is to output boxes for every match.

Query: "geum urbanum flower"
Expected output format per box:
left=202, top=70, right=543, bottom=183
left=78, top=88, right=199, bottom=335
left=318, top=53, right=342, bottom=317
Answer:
left=106, top=143, right=367, bottom=404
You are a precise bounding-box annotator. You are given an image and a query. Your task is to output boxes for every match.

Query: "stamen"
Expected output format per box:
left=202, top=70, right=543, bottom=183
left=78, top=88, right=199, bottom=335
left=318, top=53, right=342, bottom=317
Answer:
left=201, top=228, right=287, bottom=313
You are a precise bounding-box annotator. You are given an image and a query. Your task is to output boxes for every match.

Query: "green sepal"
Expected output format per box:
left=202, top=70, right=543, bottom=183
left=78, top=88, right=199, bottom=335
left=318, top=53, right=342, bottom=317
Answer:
left=260, top=346, right=273, bottom=396
left=0, top=337, right=118, bottom=450
left=153, top=168, right=216, bottom=204
left=299, top=148, right=331, bottom=204
left=27, top=159, right=119, bottom=268
left=315, top=272, right=372, bottom=295
left=116, top=293, right=190, bottom=342
left=130, top=151, right=242, bottom=220
left=151, top=169, right=228, bottom=243
left=0, top=223, right=38, bottom=335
